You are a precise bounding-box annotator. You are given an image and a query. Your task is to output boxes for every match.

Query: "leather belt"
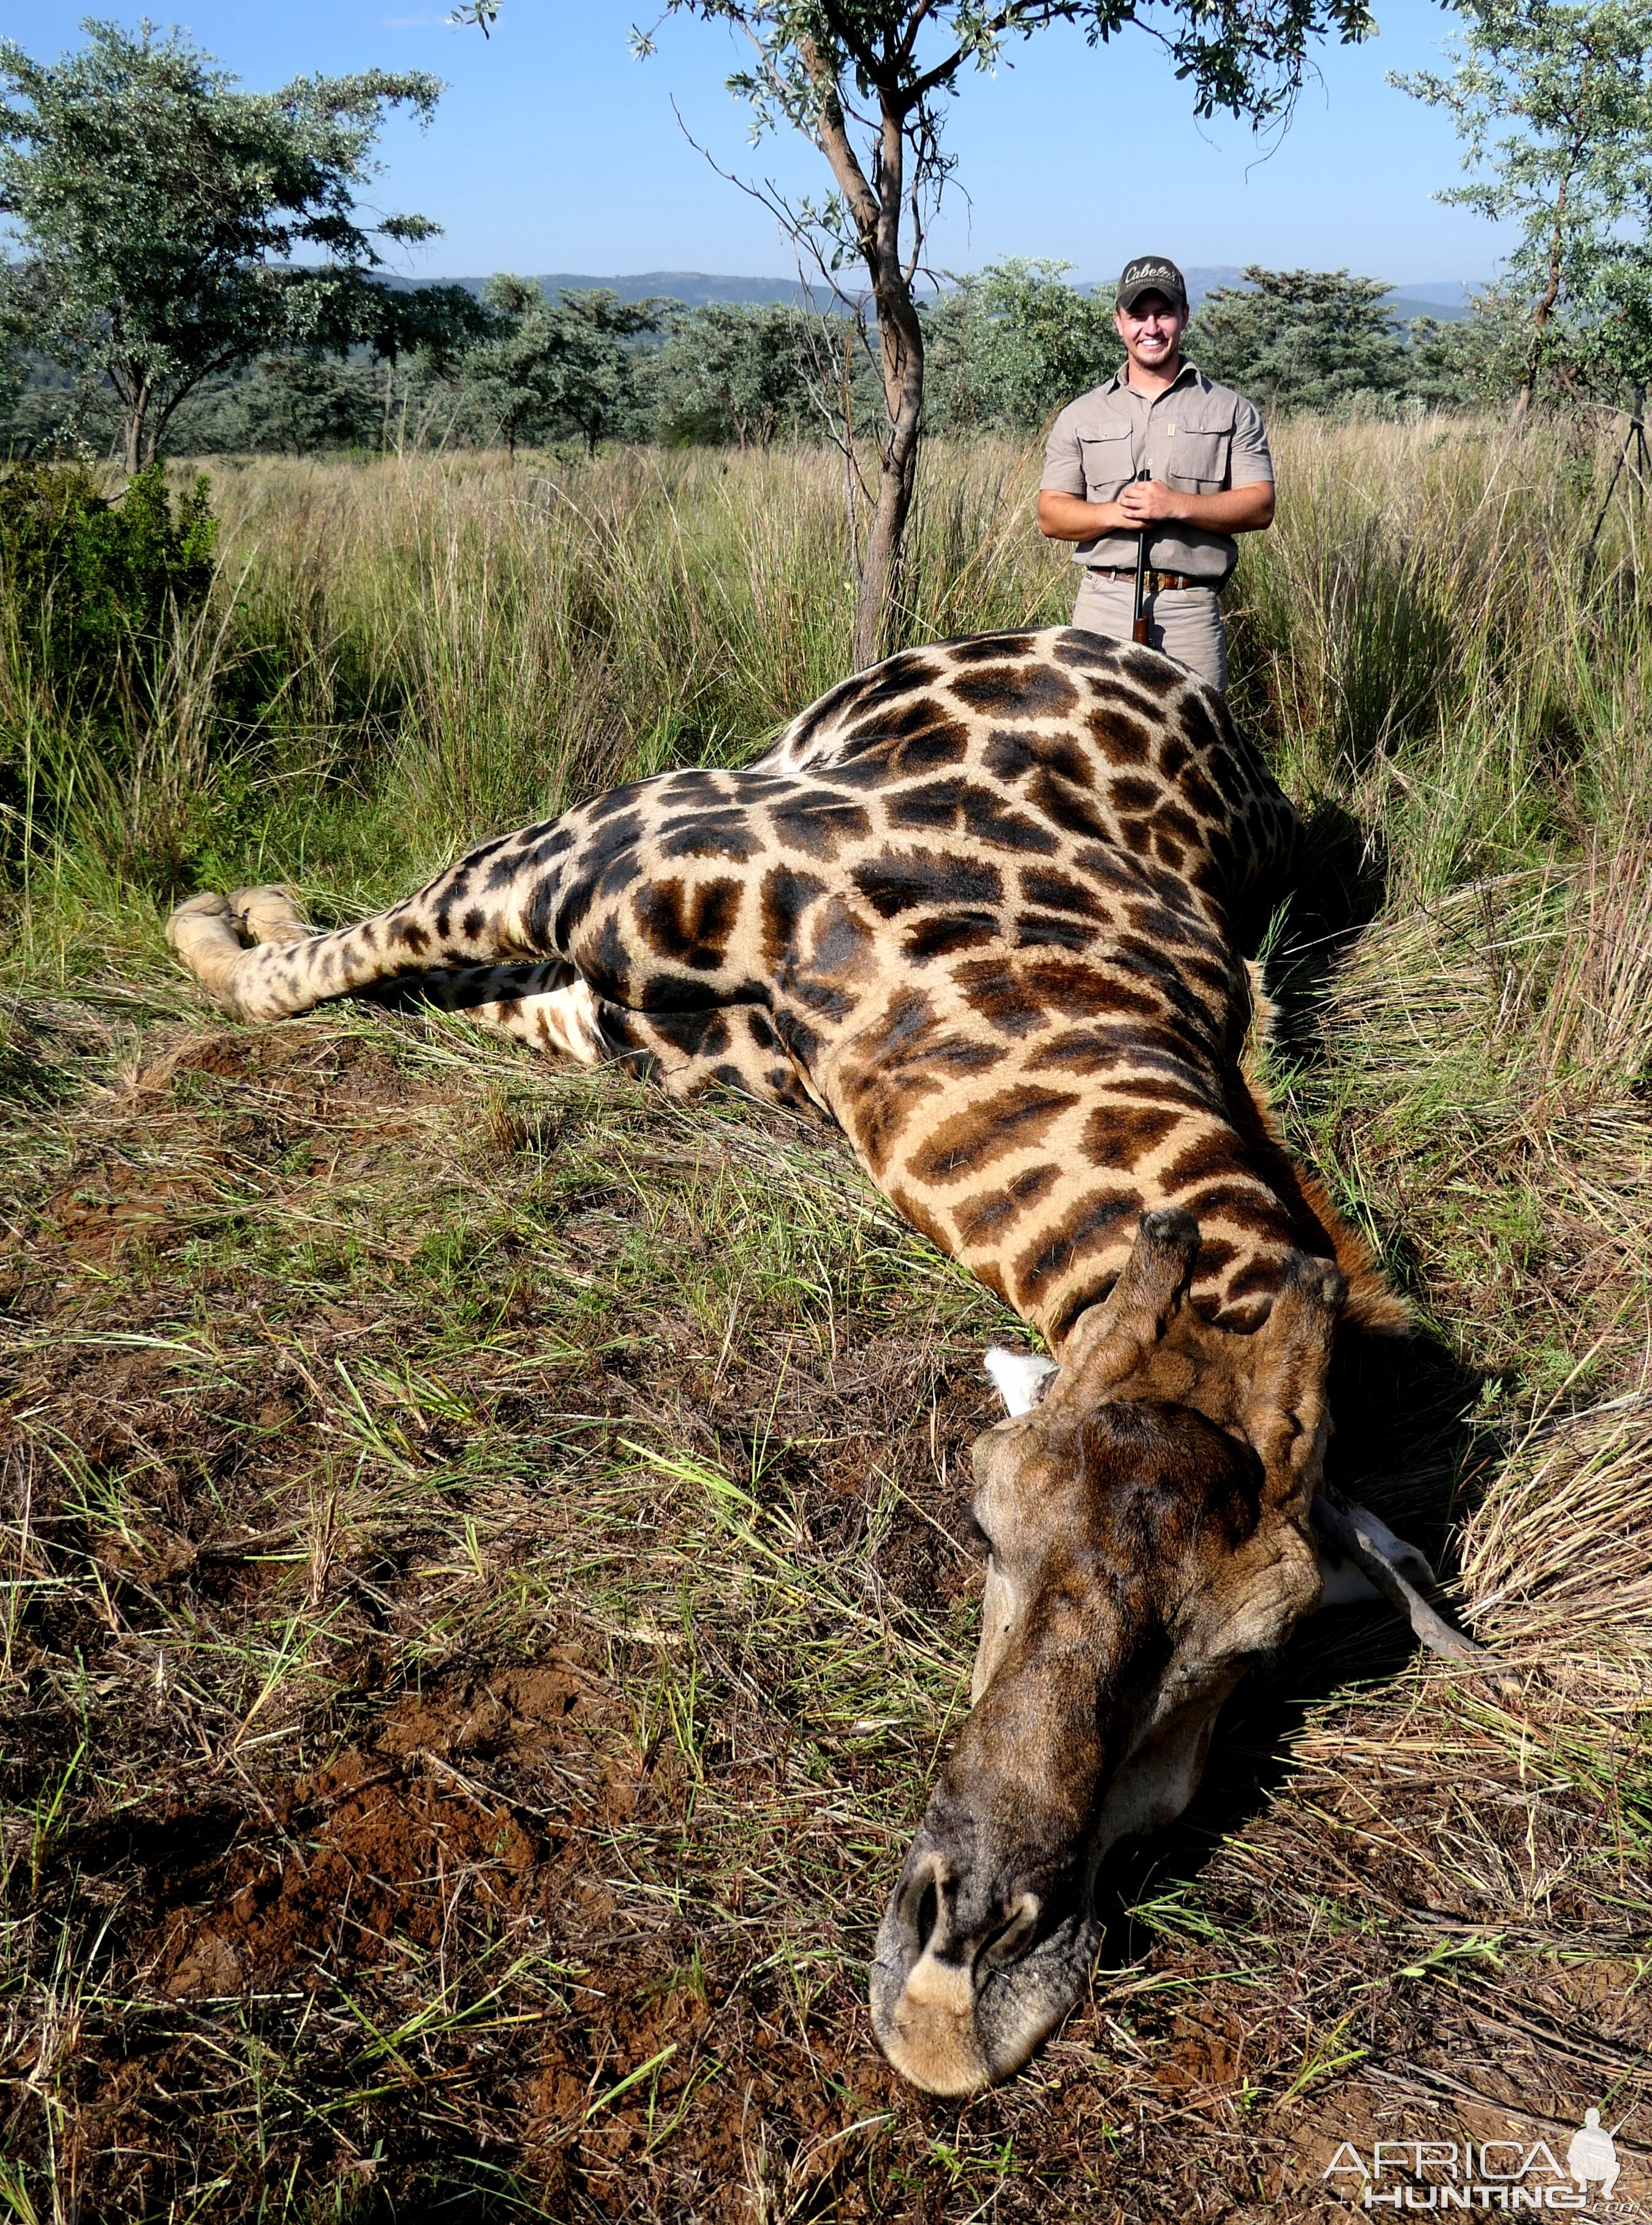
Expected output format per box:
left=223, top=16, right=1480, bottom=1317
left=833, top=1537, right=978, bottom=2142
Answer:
left=1085, top=565, right=1199, bottom=592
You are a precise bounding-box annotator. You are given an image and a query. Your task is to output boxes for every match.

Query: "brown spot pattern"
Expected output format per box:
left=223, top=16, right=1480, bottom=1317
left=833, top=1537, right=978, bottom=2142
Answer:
left=186, top=625, right=1357, bottom=1340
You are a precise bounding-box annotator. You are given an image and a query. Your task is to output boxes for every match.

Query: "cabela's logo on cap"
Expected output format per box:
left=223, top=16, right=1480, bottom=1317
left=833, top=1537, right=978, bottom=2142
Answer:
left=1117, top=255, right=1188, bottom=309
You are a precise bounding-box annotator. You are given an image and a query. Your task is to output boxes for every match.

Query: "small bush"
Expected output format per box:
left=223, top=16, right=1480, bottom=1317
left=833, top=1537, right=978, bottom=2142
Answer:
left=0, top=460, right=216, bottom=716
left=0, top=463, right=225, bottom=890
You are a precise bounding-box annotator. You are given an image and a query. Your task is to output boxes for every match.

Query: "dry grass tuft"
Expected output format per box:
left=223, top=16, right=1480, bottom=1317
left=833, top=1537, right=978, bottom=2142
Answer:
left=1539, top=833, right=1652, bottom=1095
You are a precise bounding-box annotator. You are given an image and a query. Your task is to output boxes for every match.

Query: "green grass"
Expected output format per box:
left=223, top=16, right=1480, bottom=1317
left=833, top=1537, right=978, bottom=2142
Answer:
left=2, top=420, right=1652, bottom=2217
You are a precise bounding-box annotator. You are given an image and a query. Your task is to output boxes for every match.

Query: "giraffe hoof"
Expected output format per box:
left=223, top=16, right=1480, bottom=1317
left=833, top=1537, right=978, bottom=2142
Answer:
left=165, top=890, right=253, bottom=1005
left=227, top=885, right=310, bottom=945
left=165, top=890, right=233, bottom=950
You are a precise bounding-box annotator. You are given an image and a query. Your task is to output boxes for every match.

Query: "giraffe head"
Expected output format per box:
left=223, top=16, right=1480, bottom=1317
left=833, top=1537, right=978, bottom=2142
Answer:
left=870, top=1208, right=1345, bottom=2094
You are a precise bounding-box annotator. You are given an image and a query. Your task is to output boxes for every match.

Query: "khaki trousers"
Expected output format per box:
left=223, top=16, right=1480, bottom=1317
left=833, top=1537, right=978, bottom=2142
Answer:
left=1071, top=574, right=1228, bottom=692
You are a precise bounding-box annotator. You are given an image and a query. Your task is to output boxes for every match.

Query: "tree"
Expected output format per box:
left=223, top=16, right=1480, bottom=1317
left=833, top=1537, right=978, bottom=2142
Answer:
left=922, top=260, right=1122, bottom=431
left=1188, top=267, right=1408, bottom=412
left=461, top=0, right=1375, bottom=668
left=459, top=282, right=664, bottom=456
left=0, top=20, right=485, bottom=470
left=1393, top=0, right=1652, bottom=407
left=458, top=274, right=556, bottom=456
left=649, top=300, right=834, bottom=445
left=212, top=355, right=385, bottom=456
left=1402, top=288, right=1531, bottom=407
left=1571, top=244, right=1652, bottom=393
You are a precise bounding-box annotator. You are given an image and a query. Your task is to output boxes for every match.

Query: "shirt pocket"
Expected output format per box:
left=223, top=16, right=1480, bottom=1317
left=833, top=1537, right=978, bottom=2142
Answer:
left=1077, top=427, right=1135, bottom=505
left=1167, top=421, right=1234, bottom=494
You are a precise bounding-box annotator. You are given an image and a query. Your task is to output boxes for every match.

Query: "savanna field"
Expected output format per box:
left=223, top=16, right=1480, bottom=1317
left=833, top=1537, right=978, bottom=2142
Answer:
left=2, top=418, right=1651, bottom=2220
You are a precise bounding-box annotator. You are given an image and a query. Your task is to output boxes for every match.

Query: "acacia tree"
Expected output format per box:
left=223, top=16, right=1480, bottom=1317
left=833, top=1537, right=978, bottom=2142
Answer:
left=458, top=0, right=1374, bottom=667
left=0, top=20, right=483, bottom=470
left=460, top=274, right=556, bottom=456
left=1190, top=267, right=1407, bottom=411
left=651, top=300, right=832, bottom=445
left=922, top=260, right=1123, bottom=430
left=1394, top=0, right=1652, bottom=407
left=459, top=281, right=665, bottom=455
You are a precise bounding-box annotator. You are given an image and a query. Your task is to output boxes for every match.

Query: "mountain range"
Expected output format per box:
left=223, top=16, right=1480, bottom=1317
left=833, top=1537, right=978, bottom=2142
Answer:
left=424, top=268, right=1481, bottom=325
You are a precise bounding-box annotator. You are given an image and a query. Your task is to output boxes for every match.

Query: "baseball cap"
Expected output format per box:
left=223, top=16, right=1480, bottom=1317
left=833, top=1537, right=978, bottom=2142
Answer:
left=1117, top=255, right=1188, bottom=313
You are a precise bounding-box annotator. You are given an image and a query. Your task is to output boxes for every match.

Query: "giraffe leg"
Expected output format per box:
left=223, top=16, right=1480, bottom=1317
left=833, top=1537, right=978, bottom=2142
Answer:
left=166, top=831, right=557, bottom=1024
left=396, top=963, right=607, bottom=1065
left=361, top=961, right=818, bottom=1106
left=166, top=893, right=254, bottom=1009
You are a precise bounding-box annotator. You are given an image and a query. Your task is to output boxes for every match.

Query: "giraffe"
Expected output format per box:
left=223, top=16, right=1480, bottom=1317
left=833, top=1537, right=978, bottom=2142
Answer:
left=166, top=624, right=1483, bottom=2091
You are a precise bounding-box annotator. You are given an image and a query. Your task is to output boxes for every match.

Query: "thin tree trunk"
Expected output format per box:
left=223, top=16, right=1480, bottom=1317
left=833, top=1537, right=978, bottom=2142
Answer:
left=856, top=322, right=922, bottom=670
left=809, top=55, right=927, bottom=671
left=123, top=383, right=151, bottom=475
left=1517, top=211, right=1566, bottom=415
left=1518, top=154, right=1577, bottom=416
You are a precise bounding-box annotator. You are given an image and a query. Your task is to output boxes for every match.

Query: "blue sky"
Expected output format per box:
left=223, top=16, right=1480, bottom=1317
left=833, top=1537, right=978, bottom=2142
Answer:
left=7, top=2, right=1506, bottom=284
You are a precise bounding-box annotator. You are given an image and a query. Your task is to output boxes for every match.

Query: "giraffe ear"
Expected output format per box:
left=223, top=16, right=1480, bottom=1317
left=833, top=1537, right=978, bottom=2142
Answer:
left=983, top=1347, right=1058, bottom=1417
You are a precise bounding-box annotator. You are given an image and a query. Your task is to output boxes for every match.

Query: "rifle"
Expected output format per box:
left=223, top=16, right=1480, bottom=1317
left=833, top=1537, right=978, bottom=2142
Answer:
left=1131, top=468, right=1152, bottom=646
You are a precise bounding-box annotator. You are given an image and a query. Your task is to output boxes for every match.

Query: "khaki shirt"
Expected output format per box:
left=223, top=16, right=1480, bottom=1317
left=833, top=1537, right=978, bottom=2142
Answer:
left=1040, top=361, right=1273, bottom=585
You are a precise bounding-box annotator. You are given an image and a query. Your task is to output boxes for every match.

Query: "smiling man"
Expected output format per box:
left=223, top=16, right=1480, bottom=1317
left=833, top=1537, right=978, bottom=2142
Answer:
left=1037, top=255, right=1275, bottom=692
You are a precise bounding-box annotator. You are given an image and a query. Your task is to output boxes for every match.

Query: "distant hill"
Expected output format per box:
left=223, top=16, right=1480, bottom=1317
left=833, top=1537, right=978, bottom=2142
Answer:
left=534, top=270, right=821, bottom=308
left=421, top=271, right=831, bottom=309
left=407, top=268, right=1482, bottom=325
left=1155, top=267, right=1476, bottom=323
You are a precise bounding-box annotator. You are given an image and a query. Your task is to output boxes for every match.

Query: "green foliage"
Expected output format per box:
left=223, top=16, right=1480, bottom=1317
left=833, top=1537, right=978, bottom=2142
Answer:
left=186, top=355, right=387, bottom=458
left=649, top=301, right=832, bottom=447
left=1572, top=242, right=1652, bottom=396
left=0, top=20, right=481, bottom=469
left=0, top=461, right=216, bottom=714
left=1190, top=267, right=1408, bottom=413
left=1403, top=289, right=1531, bottom=407
left=651, top=0, right=1377, bottom=143
left=459, top=282, right=663, bottom=455
left=1393, top=0, right=1652, bottom=396
left=922, top=261, right=1122, bottom=431
left=2, top=259, right=1545, bottom=459
left=0, top=459, right=227, bottom=890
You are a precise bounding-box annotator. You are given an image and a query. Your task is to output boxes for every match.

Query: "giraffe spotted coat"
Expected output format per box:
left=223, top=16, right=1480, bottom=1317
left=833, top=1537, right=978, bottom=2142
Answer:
left=169, top=626, right=1393, bottom=1349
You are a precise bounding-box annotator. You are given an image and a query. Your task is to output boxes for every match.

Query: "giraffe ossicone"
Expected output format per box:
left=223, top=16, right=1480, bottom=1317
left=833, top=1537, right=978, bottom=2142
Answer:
left=167, top=625, right=1486, bottom=2091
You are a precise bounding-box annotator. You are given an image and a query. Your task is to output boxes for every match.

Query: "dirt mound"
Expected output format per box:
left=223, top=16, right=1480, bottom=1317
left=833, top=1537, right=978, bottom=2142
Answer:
left=158, top=1656, right=621, bottom=1998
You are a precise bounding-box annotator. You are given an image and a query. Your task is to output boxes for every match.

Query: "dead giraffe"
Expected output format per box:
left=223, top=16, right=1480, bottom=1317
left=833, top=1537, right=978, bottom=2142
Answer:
left=167, top=624, right=1484, bottom=2092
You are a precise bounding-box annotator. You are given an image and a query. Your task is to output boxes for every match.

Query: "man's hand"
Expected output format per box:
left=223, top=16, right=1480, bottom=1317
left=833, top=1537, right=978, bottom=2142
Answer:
left=1117, top=476, right=1180, bottom=524
left=1037, top=480, right=1276, bottom=543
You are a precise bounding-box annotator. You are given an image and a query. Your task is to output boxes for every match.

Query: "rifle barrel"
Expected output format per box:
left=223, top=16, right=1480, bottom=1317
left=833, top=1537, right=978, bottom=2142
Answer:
left=1131, top=469, right=1150, bottom=645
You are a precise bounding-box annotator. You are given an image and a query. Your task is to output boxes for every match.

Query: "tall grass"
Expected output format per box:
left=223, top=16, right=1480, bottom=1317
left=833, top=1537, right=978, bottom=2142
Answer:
left=205, top=438, right=1062, bottom=861
left=6, top=415, right=1647, bottom=926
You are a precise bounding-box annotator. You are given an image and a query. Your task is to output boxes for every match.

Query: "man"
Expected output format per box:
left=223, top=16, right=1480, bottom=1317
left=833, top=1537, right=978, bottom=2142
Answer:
left=1037, top=254, right=1275, bottom=692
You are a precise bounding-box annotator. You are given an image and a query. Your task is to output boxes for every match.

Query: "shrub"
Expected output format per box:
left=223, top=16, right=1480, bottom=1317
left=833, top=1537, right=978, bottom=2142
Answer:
left=0, top=461, right=224, bottom=886
left=0, top=460, right=216, bottom=712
